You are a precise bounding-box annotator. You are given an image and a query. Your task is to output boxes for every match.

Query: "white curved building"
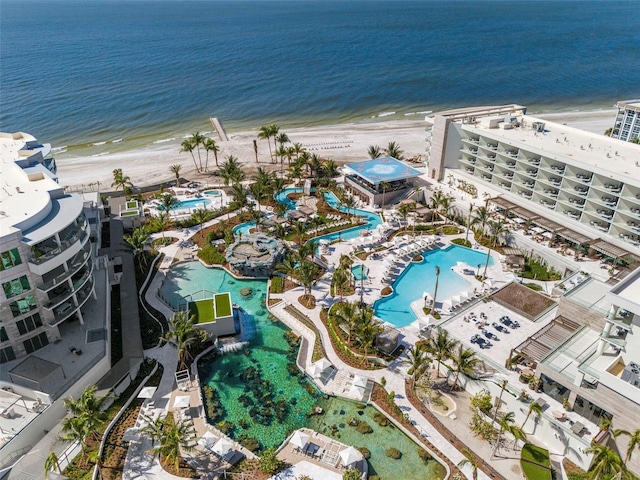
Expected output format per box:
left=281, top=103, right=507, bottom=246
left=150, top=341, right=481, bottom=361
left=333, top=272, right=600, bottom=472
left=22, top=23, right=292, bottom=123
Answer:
left=0, top=132, right=96, bottom=362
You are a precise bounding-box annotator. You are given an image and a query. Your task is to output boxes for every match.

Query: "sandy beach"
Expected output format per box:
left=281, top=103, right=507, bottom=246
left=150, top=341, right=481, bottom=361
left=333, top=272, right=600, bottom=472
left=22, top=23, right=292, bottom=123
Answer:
left=56, top=108, right=617, bottom=191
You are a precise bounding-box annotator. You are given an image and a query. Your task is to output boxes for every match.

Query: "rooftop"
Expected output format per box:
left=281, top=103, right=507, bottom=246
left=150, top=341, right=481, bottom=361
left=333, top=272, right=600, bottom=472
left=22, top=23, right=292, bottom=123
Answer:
left=462, top=115, right=640, bottom=181
left=344, top=157, right=422, bottom=184
left=617, top=99, right=640, bottom=112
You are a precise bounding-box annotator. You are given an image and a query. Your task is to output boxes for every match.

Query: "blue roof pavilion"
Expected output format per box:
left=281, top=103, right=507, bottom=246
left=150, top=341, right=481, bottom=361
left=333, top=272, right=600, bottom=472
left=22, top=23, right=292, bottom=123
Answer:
left=343, top=157, right=423, bottom=206
left=344, top=157, right=422, bottom=184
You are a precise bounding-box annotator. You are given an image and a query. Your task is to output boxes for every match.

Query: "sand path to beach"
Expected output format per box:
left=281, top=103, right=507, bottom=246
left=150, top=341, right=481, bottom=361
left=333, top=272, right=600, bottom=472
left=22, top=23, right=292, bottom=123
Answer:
left=56, top=108, right=616, bottom=191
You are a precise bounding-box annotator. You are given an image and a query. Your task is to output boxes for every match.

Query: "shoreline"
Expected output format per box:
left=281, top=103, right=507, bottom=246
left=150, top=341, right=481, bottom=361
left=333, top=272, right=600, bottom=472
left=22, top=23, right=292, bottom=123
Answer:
left=55, top=107, right=617, bottom=191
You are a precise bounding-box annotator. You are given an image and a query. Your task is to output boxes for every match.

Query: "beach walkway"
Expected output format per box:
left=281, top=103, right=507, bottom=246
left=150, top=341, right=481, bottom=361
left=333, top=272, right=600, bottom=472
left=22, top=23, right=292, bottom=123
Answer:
left=209, top=117, right=229, bottom=142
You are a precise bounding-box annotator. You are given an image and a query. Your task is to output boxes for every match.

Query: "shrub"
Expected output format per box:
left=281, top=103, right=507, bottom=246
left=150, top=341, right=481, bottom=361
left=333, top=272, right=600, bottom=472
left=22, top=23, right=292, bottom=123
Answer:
left=373, top=412, right=388, bottom=426
left=259, top=447, right=284, bottom=475
left=358, top=447, right=371, bottom=459
left=525, top=282, right=543, bottom=291
left=452, top=238, right=472, bottom=248
left=385, top=448, right=402, bottom=459
left=356, top=421, right=373, bottom=434
left=381, top=286, right=393, bottom=296
left=270, top=276, right=284, bottom=294
left=418, top=447, right=432, bottom=462
left=198, top=245, right=225, bottom=265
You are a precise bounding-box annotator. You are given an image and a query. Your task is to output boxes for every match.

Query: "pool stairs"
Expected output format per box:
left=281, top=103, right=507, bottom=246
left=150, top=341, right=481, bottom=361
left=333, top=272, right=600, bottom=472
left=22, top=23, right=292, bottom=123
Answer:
left=217, top=341, right=248, bottom=354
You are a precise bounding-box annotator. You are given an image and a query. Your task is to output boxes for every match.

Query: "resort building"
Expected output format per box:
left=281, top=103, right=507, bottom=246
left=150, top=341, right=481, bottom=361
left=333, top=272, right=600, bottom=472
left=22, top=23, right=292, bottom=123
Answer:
left=343, top=157, right=422, bottom=207
left=0, top=132, right=100, bottom=361
left=610, top=99, right=640, bottom=143
left=425, top=105, right=640, bottom=255
left=188, top=292, right=236, bottom=337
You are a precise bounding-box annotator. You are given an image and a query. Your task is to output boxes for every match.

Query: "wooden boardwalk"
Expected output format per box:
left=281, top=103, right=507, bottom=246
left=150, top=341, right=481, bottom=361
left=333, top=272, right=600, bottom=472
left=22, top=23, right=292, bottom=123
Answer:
left=209, top=117, right=229, bottom=142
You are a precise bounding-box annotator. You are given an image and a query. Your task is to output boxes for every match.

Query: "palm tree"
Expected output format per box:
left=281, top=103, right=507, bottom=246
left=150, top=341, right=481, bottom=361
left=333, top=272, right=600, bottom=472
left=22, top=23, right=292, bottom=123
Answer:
left=203, top=138, right=220, bottom=169
left=584, top=444, right=628, bottom=480
left=323, top=159, right=339, bottom=178
left=482, top=219, right=509, bottom=278
left=86, top=449, right=104, bottom=480
left=471, top=205, right=490, bottom=240
left=521, top=401, right=543, bottom=430
left=159, top=193, right=178, bottom=213
left=292, top=142, right=305, bottom=161
left=403, top=344, right=430, bottom=391
left=492, top=411, right=516, bottom=457
left=276, top=256, right=297, bottom=284
left=111, top=168, right=133, bottom=193
left=123, top=226, right=149, bottom=267
left=276, top=144, right=288, bottom=171
left=354, top=310, right=381, bottom=365
left=152, top=211, right=173, bottom=240
left=276, top=131, right=290, bottom=153
left=143, top=415, right=194, bottom=475
left=614, top=428, right=640, bottom=463
left=219, top=155, right=242, bottom=185
left=169, top=164, right=182, bottom=187
left=428, top=328, right=456, bottom=378
left=451, top=345, right=479, bottom=390
left=163, top=311, right=207, bottom=370
left=457, top=448, right=479, bottom=480
left=380, top=181, right=390, bottom=208
left=258, top=125, right=274, bottom=163
left=385, top=141, right=404, bottom=159
left=292, top=221, right=307, bottom=245
left=180, top=138, right=199, bottom=172
left=44, top=451, right=61, bottom=479
left=191, top=208, right=209, bottom=232
left=60, top=415, right=90, bottom=456
left=432, top=265, right=441, bottom=313
left=367, top=145, right=382, bottom=159
left=190, top=131, right=205, bottom=171
left=250, top=181, right=267, bottom=214
left=63, top=384, right=110, bottom=447
left=342, top=195, right=356, bottom=218
left=297, top=260, right=319, bottom=298
left=331, top=266, right=351, bottom=302
left=252, top=139, right=259, bottom=163
left=230, top=183, right=249, bottom=213
left=334, top=301, right=358, bottom=346
left=491, top=379, right=508, bottom=424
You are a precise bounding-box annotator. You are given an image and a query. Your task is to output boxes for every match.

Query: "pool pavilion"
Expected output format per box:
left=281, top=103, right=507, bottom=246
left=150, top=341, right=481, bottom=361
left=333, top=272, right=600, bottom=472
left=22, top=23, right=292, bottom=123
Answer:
left=343, top=157, right=422, bottom=207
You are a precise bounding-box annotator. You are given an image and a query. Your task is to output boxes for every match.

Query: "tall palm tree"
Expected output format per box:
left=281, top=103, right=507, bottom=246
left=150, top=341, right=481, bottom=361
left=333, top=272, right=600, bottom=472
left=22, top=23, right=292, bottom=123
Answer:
left=492, top=411, right=516, bottom=457
left=308, top=154, right=323, bottom=179
left=402, top=344, right=430, bottom=391
left=292, top=221, right=307, bottom=246
left=483, top=219, right=509, bottom=278
left=203, top=138, right=220, bottom=169
left=354, top=309, right=381, bottom=365
left=250, top=181, right=267, bottom=214
left=60, top=415, right=90, bottom=456
left=111, top=168, right=133, bottom=193
left=231, top=183, right=249, bottom=213
left=432, top=265, right=441, bottom=313
left=63, top=384, right=110, bottom=445
left=253, top=139, right=259, bottom=163
left=180, top=138, right=199, bottom=172
left=152, top=211, right=173, bottom=240
left=258, top=125, right=274, bottom=163
left=159, top=193, right=179, bottom=213
left=143, top=415, right=194, bottom=475
left=297, top=260, right=319, bottom=297
left=385, top=141, right=404, bottom=159
left=584, top=444, right=628, bottom=480
left=292, top=142, right=305, bottom=162
left=380, top=181, right=390, bottom=208
left=191, top=208, right=209, bottom=232
left=334, top=301, right=358, bottom=346
left=521, top=401, right=543, bottom=430
left=190, top=131, right=205, bottom=171
left=367, top=145, right=382, bottom=159
left=323, top=159, right=339, bottom=178
left=342, top=195, right=356, bottom=218
left=471, top=205, right=490, bottom=240
left=276, top=144, right=288, bottom=171
left=276, top=255, right=297, bottom=284
left=86, top=449, right=104, bottom=480
left=331, top=266, right=351, bottom=302
left=169, top=164, right=182, bottom=187
left=451, top=345, right=479, bottom=390
left=123, top=226, right=149, bottom=267
left=491, top=379, right=508, bottom=424
left=219, top=155, right=242, bottom=185
left=163, top=311, right=207, bottom=370
left=457, top=448, right=479, bottom=480
left=44, top=451, right=61, bottom=479
left=614, top=428, right=640, bottom=463
left=428, top=328, right=456, bottom=378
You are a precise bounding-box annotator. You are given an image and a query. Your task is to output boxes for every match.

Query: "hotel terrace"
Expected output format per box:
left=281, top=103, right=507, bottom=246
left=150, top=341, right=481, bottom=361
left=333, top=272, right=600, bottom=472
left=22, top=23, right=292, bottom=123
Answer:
left=425, top=105, right=640, bottom=255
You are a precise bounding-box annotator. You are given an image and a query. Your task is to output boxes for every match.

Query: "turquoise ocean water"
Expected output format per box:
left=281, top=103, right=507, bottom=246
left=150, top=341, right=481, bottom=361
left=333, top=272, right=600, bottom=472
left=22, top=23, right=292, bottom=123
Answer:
left=2, top=0, right=639, bottom=153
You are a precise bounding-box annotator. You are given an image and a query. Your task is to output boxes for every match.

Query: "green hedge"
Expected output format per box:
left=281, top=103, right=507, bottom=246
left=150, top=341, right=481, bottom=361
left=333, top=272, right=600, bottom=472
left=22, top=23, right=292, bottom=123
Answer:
left=198, top=245, right=226, bottom=265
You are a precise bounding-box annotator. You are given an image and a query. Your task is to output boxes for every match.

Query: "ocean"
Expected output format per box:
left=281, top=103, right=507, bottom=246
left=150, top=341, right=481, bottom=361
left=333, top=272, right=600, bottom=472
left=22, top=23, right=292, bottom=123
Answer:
left=2, top=0, right=639, bottom=154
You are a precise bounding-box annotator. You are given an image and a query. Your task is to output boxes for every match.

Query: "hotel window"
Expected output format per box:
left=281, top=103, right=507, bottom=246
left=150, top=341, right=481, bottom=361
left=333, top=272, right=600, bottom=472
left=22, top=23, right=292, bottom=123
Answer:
left=0, top=248, right=22, bottom=271
left=0, top=346, right=16, bottom=364
left=9, top=295, right=37, bottom=317
left=2, top=276, right=31, bottom=299
left=16, top=313, right=43, bottom=335
left=23, top=332, right=49, bottom=354
left=0, top=327, right=8, bottom=342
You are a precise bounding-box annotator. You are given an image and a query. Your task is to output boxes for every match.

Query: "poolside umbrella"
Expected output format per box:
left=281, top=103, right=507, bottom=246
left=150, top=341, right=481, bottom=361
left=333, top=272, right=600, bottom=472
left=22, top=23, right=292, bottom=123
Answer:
left=309, top=359, right=332, bottom=378
left=450, top=295, right=461, bottom=307
left=212, top=438, right=234, bottom=456
left=198, top=431, right=218, bottom=448
left=483, top=279, right=494, bottom=290
left=441, top=299, right=453, bottom=312
left=352, top=375, right=368, bottom=389
left=339, top=446, right=362, bottom=467
left=137, top=387, right=157, bottom=399
left=419, top=315, right=435, bottom=331
left=173, top=395, right=191, bottom=409
left=349, top=383, right=366, bottom=401
left=290, top=430, right=310, bottom=450
left=459, top=291, right=470, bottom=302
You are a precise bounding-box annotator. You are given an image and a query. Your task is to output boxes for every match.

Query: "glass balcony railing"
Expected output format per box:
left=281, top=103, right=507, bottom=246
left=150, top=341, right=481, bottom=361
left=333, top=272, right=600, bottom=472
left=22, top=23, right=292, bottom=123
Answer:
left=38, top=243, right=92, bottom=292
left=30, top=222, right=89, bottom=265
left=44, top=264, right=92, bottom=310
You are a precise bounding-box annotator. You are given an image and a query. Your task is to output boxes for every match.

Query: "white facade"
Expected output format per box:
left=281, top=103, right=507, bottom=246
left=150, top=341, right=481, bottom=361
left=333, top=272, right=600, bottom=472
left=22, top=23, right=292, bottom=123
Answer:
left=611, top=100, right=640, bottom=143
left=0, top=133, right=97, bottom=362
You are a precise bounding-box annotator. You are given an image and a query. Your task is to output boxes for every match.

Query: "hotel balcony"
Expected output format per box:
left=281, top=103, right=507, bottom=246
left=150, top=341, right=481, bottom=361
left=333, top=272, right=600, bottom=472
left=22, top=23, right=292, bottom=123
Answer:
left=37, top=243, right=92, bottom=293
left=525, top=168, right=538, bottom=178
left=539, top=199, right=556, bottom=209
left=568, top=197, right=586, bottom=207
left=30, top=220, right=89, bottom=266
left=574, top=186, right=589, bottom=196
left=600, top=196, right=618, bottom=207
left=564, top=210, right=581, bottom=220
left=43, top=263, right=92, bottom=310
left=550, top=164, right=566, bottom=173
left=575, top=173, right=592, bottom=183
left=487, top=144, right=498, bottom=150
left=506, top=161, right=516, bottom=169
left=548, top=177, right=562, bottom=186
left=542, top=189, right=559, bottom=198
left=527, top=157, right=541, bottom=165
left=596, top=209, right=614, bottom=221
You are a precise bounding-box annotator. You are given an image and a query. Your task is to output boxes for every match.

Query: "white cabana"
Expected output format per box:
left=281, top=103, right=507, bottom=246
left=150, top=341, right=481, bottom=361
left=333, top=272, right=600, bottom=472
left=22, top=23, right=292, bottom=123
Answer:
left=137, top=386, right=157, bottom=399
left=349, top=383, right=366, bottom=401
left=212, top=438, right=234, bottom=456
left=423, top=291, right=433, bottom=303
left=483, top=279, right=494, bottom=289
left=418, top=315, right=435, bottom=331
left=290, top=430, right=310, bottom=450
left=450, top=295, right=461, bottom=307
left=198, top=431, right=219, bottom=448
left=309, top=359, right=332, bottom=378
left=441, top=299, right=453, bottom=312
left=173, top=395, right=191, bottom=409
left=339, top=446, right=363, bottom=467
left=459, top=291, right=471, bottom=302
left=352, top=375, right=368, bottom=389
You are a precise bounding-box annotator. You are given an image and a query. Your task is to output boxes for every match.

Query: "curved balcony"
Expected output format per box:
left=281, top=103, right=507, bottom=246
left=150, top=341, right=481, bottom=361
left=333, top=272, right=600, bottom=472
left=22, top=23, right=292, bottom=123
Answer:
left=30, top=219, right=89, bottom=266
left=43, top=263, right=93, bottom=310
left=37, top=243, right=92, bottom=293
left=51, top=277, right=94, bottom=325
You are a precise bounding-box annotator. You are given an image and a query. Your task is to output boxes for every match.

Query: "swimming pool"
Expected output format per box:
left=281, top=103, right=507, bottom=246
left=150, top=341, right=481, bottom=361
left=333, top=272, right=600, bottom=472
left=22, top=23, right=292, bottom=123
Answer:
left=274, top=187, right=304, bottom=210
left=312, top=192, right=382, bottom=243
left=203, top=189, right=222, bottom=197
left=374, top=245, right=491, bottom=327
left=352, top=264, right=368, bottom=281
left=167, top=198, right=211, bottom=211
left=233, top=221, right=256, bottom=237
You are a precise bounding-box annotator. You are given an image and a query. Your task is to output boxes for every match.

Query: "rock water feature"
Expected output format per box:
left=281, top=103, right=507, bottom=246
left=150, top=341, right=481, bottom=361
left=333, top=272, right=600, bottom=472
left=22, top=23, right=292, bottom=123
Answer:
left=163, top=239, right=446, bottom=478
